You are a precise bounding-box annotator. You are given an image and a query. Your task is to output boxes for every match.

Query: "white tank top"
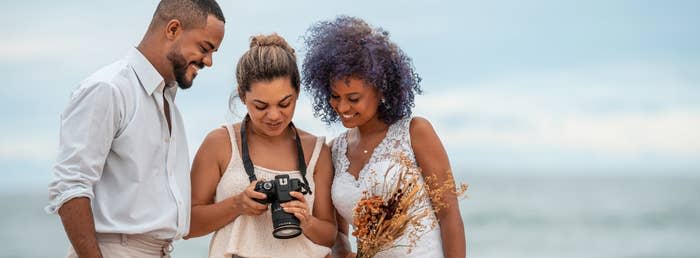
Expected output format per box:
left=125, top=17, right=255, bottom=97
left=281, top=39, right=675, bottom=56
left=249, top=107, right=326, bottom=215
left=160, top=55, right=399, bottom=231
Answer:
left=208, top=124, right=331, bottom=258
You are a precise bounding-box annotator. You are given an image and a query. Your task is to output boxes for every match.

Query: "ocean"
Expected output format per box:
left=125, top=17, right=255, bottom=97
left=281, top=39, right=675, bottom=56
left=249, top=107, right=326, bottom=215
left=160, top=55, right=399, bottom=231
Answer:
left=2, top=175, right=699, bottom=258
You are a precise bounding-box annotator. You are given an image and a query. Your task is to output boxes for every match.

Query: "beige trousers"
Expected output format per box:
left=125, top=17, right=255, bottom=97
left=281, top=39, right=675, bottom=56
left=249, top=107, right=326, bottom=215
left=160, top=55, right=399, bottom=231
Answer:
left=66, top=233, right=173, bottom=258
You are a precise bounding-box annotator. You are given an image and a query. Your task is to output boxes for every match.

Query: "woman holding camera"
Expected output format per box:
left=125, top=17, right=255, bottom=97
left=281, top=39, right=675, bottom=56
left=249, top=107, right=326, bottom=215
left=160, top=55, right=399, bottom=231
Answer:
left=186, top=34, right=336, bottom=258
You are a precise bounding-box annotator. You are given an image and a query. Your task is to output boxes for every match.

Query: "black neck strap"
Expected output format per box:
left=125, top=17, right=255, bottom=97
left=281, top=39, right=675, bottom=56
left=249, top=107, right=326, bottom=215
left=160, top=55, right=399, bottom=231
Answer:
left=240, top=114, right=312, bottom=194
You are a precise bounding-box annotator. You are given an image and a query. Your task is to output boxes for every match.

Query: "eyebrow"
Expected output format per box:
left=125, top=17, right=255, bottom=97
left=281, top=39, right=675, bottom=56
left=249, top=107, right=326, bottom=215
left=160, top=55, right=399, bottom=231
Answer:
left=331, top=91, right=361, bottom=97
left=253, top=94, right=293, bottom=105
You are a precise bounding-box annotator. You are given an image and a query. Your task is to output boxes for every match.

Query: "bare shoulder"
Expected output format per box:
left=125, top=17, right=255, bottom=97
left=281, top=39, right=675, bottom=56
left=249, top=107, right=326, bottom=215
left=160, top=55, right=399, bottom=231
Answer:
left=295, top=128, right=323, bottom=148
left=197, top=125, right=234, bottom=160
left=409, top=116, right=436, bottom=137
left=204, top=126, right=230, bottom=145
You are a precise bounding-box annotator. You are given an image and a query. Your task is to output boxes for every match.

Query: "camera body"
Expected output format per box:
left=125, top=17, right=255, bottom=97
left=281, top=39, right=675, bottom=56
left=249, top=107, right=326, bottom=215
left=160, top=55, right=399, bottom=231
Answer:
left=254, top=174, right=308, bottom=239
left=254, top=174, right=305, bottom=205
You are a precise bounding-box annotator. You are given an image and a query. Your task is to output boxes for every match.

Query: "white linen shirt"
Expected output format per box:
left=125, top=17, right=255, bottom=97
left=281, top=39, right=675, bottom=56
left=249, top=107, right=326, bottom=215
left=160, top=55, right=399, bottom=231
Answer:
left=46, top=48, right=191, bottom=240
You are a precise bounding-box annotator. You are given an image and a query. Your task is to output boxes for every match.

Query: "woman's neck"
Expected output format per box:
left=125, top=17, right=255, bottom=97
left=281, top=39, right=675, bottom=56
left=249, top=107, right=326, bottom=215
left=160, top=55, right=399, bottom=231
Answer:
left=356, top=116, right=389, bottom=138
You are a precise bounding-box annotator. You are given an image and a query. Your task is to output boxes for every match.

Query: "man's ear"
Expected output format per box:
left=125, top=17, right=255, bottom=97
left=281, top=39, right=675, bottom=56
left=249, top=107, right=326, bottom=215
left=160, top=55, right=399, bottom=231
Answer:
left=164, top=19, right=183, bottom=40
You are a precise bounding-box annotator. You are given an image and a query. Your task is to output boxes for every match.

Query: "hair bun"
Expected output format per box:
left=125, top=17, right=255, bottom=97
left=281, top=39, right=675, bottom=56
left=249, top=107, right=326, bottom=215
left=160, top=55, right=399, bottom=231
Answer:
left=250, top=33, right=295, bottom=54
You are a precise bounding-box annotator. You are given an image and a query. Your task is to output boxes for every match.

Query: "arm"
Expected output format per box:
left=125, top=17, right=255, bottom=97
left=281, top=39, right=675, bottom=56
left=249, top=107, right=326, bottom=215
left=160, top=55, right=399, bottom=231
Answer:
left=332, top=211, right=355, bottom=258
left=410, top=117, right=466, bottom=258
left=47, top=82, right=122, bottom=257
left=58, top=198, right=102, bottom=258
left=284, top=143, right=338, bottom=247
left=186, top=128, right=268, bottom=238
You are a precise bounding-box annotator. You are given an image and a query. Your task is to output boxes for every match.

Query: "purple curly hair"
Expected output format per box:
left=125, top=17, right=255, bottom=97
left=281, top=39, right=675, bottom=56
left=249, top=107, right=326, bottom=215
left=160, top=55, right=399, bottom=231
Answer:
left=302, top=16, right=422, bottom=125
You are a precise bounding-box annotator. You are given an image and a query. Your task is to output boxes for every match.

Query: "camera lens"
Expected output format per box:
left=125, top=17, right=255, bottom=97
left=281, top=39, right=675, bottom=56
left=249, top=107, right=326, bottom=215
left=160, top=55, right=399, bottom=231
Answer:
left=270, top=201, right=302, bottom=239
left=273, top=225, right=302, bottom=239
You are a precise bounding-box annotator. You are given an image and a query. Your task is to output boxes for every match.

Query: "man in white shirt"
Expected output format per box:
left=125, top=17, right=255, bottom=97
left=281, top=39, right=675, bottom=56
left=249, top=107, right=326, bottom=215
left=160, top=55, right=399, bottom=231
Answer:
left=46, top=1, right=225, bottom=257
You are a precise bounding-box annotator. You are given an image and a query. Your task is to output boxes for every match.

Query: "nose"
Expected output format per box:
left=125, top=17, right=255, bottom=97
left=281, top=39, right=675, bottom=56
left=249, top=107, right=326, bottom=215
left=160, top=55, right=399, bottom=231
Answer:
left=203, top=53, right=213, bottom=67
left=336, top=99, right=350, bottom=114
left=266, top=107, right=282, bottom=121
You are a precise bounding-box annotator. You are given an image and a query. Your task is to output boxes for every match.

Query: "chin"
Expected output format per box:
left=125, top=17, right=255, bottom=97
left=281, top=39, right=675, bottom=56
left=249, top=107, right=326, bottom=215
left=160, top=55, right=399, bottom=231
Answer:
left=178, top=81, right=193, bottom=90
left=256, top=122, right=288, bottom=137
left=339, top=119, right=357, bottom=129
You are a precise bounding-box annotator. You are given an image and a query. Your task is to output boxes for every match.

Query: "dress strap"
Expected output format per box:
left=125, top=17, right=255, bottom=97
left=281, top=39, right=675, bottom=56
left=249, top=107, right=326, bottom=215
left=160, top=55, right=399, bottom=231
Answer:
left=306, top=136, right=326, bottom=176
left=224, top=123, right=241, bottom=161
left=384, top=117, right=414, bottom=155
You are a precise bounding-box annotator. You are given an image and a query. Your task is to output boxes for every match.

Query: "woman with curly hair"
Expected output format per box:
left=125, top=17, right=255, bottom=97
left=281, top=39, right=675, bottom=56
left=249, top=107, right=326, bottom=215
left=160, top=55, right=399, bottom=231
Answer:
left=186, top=33, right=336, bottom=257
left=302, top=16, right=466, bottom=257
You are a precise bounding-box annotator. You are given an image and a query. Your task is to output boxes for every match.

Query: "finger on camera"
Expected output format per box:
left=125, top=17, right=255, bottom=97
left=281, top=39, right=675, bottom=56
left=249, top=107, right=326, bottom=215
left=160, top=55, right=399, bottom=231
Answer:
left=283, top=207, right=302, bottom=214
left=292, top=212, right=304, bottom=220
left=289, top=191, right=306, bottom=201
left=281, top=200, right=306, bottom=209
left=245, top=188, right=267, bottom=200
left=244, top=197, right=268, bottom=210
left=245, top=181, right=266, bottom=198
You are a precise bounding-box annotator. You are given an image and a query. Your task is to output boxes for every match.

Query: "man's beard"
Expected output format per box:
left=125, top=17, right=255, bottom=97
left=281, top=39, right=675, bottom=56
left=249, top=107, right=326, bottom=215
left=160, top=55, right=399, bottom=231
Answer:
left=166, top=49, right=203, bottom=90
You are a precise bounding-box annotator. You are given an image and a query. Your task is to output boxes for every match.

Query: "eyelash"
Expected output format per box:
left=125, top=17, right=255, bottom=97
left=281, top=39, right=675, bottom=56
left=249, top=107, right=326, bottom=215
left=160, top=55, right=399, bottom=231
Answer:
left=199, top=46, right=207, bottom=53
left=330, top=95, right=359, bottom=103
left=254, top=102, right=290, bottom=110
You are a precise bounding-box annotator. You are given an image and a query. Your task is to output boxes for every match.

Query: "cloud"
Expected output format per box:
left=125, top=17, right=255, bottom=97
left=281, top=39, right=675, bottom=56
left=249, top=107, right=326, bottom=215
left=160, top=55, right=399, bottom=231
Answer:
left=2, top=1, right=698, bottom=177
left=414, top=62, right=700, bottom=156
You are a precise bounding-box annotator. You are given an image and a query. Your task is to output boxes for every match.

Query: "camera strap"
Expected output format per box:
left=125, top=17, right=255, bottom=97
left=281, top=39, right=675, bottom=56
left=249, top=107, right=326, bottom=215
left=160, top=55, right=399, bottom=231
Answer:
left=240, top=114, right=313, bottom=194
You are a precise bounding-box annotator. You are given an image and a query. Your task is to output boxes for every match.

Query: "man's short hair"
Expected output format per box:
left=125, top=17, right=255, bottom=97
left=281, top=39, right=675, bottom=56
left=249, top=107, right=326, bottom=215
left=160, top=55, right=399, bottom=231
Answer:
left=153, top=0, right=225, bottom=29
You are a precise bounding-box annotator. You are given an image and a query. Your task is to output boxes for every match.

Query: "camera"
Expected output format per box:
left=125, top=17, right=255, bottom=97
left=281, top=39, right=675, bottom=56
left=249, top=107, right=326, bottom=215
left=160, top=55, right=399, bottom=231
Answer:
left=254, top=174, right=309, bottom=239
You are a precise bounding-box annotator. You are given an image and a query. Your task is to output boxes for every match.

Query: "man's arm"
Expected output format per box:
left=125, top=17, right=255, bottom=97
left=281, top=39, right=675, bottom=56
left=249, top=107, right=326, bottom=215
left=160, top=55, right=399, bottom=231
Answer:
left=47, top=82, right=122, bottom=257
left=58, top=198, right=102, bottom=258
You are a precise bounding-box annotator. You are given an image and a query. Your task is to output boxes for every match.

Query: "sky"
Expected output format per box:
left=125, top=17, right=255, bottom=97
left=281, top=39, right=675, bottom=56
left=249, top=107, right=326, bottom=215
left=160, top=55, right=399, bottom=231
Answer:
left=1, top=0, right=699, bottom=192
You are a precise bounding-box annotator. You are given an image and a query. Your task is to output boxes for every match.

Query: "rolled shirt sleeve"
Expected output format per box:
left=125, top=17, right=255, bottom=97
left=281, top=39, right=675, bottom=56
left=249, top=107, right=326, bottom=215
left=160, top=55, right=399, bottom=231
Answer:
left=46, top=81, right=122, bottom=214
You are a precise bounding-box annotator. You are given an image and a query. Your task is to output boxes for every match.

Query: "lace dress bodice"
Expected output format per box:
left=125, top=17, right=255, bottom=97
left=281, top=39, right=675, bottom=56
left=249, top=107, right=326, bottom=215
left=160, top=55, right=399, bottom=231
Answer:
left=331, top=117, right=444, bottom=257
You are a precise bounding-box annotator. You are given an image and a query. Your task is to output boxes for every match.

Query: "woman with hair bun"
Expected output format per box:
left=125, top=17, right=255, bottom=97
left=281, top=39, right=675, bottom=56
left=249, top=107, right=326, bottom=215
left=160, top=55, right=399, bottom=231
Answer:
left=303, top=16, right=466, bottom=258
left=186, top=33, right=336, bottom=258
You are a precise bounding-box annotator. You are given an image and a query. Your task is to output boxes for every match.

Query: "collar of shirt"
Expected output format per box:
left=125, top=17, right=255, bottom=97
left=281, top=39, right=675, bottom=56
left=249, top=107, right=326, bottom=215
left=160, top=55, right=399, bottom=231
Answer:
left=126, top=47, right=178, bottom=99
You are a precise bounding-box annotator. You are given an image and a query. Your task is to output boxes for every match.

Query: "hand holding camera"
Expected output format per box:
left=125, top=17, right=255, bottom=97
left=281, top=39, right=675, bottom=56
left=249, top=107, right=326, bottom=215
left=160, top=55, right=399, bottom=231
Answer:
left=252, top=174, right=311, bottom=239
left=234, top=181, right=269, bottom=216
left=281, top=191, right=312, bottom=227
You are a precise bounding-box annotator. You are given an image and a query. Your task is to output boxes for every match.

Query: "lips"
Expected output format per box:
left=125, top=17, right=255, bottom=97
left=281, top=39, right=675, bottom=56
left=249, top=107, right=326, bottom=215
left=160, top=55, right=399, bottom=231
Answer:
left=265, top=121, right=283, bottom=129
left=189, top=62, right=203, bottom=77
left=340, top=113, right=358, bottom=121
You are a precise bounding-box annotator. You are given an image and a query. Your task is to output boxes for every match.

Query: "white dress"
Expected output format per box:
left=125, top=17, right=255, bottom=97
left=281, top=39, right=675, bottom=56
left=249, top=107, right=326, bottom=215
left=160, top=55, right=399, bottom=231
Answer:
left=208, top=124, right=331, bottom=258
left=331, top=117, right=445, bottom=257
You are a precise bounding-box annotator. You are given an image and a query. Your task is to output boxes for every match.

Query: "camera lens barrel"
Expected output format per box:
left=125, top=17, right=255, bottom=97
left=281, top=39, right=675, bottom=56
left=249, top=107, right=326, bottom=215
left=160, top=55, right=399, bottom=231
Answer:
left=270, top=201, right=302, bottom=239
left=252, top=175, right=307, bottom=239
